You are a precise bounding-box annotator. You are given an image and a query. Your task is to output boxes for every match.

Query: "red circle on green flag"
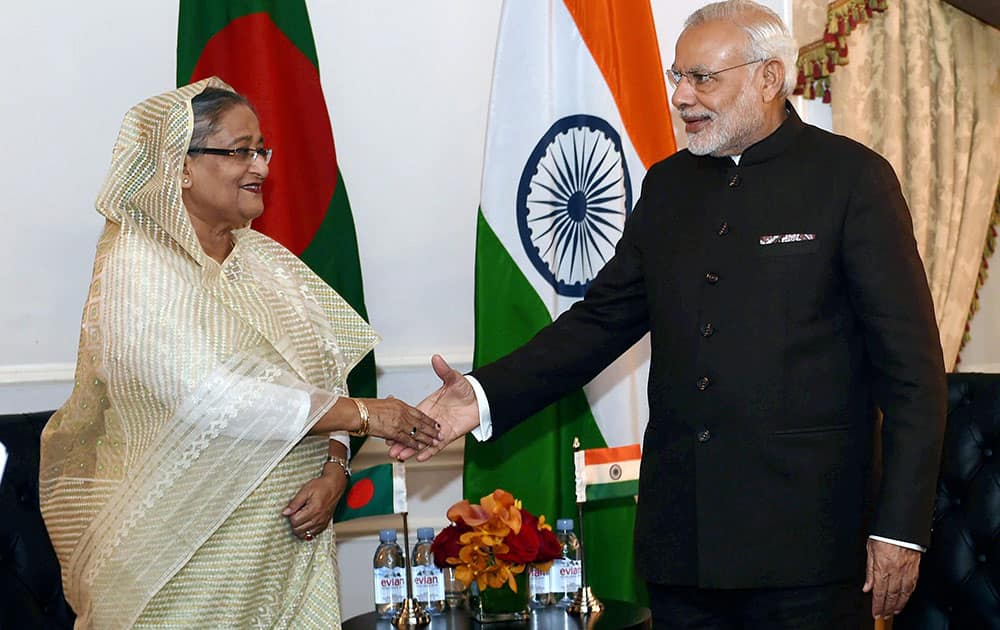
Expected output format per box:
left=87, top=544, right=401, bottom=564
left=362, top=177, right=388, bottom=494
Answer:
left=347, top=478, right=375, bottom=510
left=191, top=12, right=338, bottom=255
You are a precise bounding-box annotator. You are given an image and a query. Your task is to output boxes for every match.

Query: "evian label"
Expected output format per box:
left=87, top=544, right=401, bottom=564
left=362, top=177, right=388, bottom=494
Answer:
left=529, top=564, right=550, bottom=595
left=373, top=567, right=405, bottom=604
left=553, top=558, right=581, bottom=593
left=414, top=566, right=445, bottom=601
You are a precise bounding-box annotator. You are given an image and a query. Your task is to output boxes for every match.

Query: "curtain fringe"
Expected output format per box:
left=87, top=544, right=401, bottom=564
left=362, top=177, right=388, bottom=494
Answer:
left=957, top=182, right=1000, bottom=364
left=794, top=0, right=888, bottom=102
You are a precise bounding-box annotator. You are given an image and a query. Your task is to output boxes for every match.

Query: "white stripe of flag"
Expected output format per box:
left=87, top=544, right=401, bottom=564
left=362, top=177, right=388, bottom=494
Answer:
left=392, top=462, right=408, bottom=513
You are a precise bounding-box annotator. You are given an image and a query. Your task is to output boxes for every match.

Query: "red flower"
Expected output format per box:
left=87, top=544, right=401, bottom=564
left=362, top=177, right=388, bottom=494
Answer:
left=431, top=523, right=469, bottom=568
left=536, top=527, right=562, bottom=563
left=497, top=509, right=541, bottom=564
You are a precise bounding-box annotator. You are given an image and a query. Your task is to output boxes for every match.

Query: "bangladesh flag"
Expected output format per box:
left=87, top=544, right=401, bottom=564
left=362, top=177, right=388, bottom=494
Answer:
left=466, top=0, right=676, bottom=603
left=177, top=1, right=376, bottom=440
left=333, top=463, right=408, bottom=523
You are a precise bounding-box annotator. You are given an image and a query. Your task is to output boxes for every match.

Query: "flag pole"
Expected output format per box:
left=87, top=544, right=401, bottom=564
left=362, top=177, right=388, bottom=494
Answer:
left=392, top=512, right=429, bottom=627
left=567, top=437, right=603, bottom=617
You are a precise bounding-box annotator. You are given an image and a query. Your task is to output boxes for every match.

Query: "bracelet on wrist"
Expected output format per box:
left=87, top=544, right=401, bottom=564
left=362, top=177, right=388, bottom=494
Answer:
left=322, top=455, right=351, bottom=479
left=349, top=398, right=370, bottom=437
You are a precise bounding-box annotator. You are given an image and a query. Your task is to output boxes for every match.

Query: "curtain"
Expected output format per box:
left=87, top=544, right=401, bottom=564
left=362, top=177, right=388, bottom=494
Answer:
left=826, top=2, right=1000, bottom=369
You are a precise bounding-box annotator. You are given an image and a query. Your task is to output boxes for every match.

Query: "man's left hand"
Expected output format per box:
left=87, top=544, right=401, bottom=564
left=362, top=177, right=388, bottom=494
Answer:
left=863, top=538, right=921, bottom=619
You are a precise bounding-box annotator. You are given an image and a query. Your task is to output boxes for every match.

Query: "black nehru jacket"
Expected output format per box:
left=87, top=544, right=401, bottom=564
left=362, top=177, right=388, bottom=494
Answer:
left=471, top=105, right=947, bottom=589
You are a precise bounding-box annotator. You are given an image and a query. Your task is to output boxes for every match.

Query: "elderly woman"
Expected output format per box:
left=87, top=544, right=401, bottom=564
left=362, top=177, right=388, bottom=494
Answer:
left=39, top=78, right=439, bottom=629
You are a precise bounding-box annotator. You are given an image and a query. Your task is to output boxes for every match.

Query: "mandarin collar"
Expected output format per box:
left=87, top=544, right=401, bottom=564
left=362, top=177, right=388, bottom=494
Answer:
left=703, top=100, right=803, bottom=169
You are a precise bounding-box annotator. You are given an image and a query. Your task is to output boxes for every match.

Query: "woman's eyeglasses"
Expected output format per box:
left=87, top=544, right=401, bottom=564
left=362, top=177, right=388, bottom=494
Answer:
left=188, top=147, right=273, bottom=164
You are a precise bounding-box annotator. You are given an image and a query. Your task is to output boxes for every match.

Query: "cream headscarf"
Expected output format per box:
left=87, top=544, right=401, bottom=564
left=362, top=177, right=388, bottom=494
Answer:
left=40, top=77, right=377, bottom=628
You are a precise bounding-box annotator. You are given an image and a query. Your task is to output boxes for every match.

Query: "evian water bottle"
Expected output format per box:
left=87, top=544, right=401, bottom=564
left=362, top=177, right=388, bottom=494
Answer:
left=551, top=518, right=581, bottom=608
left=528, top=563, right=553, bottom=608
left=373, top=529, right=405, bottom=618
left=412, top=527, right=446, bottom=614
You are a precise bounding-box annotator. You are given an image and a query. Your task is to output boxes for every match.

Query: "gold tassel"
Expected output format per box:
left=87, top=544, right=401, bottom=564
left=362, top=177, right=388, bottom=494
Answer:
left=957, top=182, right=1000, bottom=360
left=794, top=0, right=889, bottom=101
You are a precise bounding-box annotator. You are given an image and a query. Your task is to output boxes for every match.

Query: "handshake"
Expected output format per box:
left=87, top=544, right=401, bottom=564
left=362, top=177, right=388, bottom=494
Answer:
left=345, top=355, right=479, bottom=462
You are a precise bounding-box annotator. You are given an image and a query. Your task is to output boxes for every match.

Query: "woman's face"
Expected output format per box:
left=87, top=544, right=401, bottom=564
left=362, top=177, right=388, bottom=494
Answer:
left=182, top=105, right=269, bottom=232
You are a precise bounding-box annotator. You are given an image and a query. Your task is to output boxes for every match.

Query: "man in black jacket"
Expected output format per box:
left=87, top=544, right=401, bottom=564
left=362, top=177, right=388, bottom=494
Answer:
left=396, top=1, right=946, bottom=627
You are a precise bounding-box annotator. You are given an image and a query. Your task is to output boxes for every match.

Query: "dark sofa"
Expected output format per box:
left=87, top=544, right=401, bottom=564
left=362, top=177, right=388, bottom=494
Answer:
left=0, top=411, right=74, bottom=629
left=1, top=374, right=998, bottom=628
left=895, top=372, right=1000, bottom=629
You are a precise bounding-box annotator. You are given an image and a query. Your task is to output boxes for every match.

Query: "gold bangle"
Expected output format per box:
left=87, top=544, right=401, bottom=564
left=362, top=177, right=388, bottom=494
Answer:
left=349, top=398, right=369, bottom=437
left=322, top=455, right=351, bottom=479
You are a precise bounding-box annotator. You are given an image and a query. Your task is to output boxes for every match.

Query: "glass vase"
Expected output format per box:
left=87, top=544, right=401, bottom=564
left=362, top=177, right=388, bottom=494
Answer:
left=469, top=570, right=530, bottom=623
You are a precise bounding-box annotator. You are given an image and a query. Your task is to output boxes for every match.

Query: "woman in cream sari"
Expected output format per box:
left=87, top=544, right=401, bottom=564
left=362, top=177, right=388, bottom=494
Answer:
left=39, top=78, right=439, bottom=629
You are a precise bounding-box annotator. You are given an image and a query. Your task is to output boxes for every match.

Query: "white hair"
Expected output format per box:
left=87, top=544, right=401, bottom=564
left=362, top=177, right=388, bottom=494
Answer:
left=685, top=0, right=798, bottom=97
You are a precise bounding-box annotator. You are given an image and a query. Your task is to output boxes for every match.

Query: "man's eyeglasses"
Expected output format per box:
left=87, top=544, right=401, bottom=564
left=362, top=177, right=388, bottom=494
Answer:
left=667, top=59, right=767, bottom=92
left=188, top=147, right=273, bottom=164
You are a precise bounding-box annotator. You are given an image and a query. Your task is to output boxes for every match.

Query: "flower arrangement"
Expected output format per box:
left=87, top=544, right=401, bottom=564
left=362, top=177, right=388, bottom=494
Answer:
left=431, top=489, right=562, bottom=593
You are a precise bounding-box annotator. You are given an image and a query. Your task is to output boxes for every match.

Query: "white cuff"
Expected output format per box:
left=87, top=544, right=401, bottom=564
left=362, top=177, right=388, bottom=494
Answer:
left=868, top=535, right=925, bottom=553
left=464, top=375, right=493, bottom=441
left=329, top=431, right=352, bottom=460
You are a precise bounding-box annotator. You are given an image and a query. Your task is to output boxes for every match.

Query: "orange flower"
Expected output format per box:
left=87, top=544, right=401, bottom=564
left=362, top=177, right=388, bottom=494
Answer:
left=433, top=489, right=558, bottom=594
left=447, top=499, right=490, bottom=527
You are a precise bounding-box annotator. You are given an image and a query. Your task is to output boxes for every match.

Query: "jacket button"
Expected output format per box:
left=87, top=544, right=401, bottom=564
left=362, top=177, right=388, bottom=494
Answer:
left=705, top=272, right=719, bottom=284
left=718, top=222, right=729, bottom=236
left=697, top=429, right=711, bottom=443
left=728, top=174, right=741, bottom=187
left=696, top=376, right=710, bottom=391
left=701, top=323, right=715, bottom=337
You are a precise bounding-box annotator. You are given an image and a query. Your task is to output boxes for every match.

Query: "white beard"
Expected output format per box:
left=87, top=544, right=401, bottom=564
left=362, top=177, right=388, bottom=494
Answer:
left=685, top=85, right=766, bottom=157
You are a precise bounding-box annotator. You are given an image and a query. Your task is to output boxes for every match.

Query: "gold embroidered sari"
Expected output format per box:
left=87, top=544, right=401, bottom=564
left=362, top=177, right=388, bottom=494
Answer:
left=39, top=78, right=377, bottom=629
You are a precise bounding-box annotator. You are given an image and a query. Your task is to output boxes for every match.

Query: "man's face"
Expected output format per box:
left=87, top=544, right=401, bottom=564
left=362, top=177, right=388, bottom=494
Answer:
left=670, top=20, right=767, bottom=157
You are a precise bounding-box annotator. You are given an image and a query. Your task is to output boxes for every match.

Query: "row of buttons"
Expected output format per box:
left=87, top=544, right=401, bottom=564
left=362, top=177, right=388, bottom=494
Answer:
left=696, top=185, right=735, bottom=446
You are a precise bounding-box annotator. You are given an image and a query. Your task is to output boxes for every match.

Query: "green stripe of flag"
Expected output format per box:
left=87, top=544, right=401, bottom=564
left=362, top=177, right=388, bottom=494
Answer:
left=466, top=210, right=641, bottom=602
left=586, top=480, right=639, bottom=502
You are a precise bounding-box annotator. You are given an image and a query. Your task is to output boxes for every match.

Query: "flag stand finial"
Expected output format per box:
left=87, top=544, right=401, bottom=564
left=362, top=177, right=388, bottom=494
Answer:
left=392, top=512, right=430, bottom=627
left=567, top=437, right=604, bottom=617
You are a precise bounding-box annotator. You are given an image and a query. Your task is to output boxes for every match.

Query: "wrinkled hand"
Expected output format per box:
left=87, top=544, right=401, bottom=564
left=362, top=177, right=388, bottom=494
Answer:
left=389, top=355, right=480, bottom=462
left=863, top=538, right=921, bottom=619
left=362, top=396, right=441, bottom=451
left=282, top=471, right=348, bottom=541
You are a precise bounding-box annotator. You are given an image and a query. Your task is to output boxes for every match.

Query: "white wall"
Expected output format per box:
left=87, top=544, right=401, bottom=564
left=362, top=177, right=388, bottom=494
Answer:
left=2, top=0, right=995, bottom=621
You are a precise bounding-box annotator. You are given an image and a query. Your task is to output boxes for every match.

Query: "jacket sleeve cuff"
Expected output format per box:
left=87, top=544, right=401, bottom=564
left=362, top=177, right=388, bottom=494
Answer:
left=868, top=535, right=926, bottom=553
left=464, top=374, right=492, bottom=441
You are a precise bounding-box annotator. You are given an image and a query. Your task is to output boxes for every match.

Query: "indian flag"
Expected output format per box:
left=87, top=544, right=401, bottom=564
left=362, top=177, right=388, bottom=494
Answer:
left=575, top=444, right=641, bottom=503
left=465, top=0, right=676, bottom=603
left=177, top=1, right=377, bottom=452
left=333, top=463, right=407, bottom=523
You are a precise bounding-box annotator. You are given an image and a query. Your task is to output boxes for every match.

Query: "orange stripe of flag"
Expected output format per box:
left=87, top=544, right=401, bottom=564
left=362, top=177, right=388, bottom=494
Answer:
left=584, top=444, right=642, bottom=466
left=562, top=0, right=677, bottom=169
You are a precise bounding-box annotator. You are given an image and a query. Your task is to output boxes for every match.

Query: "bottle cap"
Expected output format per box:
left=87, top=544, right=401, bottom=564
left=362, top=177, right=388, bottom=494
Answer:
left=556, top=518, right=574, bottom=531
left=379, top=528, right=397, bottom=542
left=417, top=527, right=435, bottom=541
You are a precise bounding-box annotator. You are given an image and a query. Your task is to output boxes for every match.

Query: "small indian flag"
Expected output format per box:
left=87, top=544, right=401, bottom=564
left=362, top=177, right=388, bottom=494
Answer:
left=574, top=444, right=641, bottom=503
left=333, top=462, right=407, bottom=523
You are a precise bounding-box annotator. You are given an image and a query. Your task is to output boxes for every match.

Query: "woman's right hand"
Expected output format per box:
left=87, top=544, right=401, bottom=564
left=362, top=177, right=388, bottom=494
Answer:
left=360, top=396, right=442, bottom=450
left=312, top=396, right=441, bottom=451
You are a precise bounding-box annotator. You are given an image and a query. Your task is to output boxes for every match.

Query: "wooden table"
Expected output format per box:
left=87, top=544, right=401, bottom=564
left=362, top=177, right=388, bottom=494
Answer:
left=343, top=600, right=651, bottom=629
